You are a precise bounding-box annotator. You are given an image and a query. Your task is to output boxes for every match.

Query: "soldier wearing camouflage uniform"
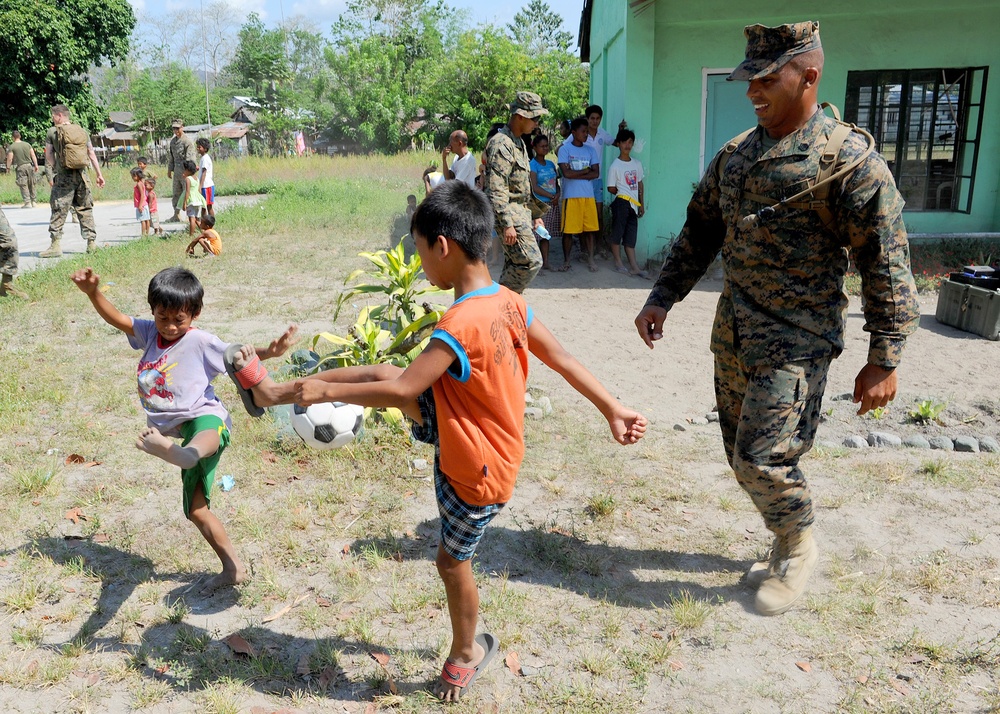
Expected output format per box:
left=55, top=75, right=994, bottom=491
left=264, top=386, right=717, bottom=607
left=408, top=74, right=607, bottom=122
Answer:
left=6, top=131, right=39, bottom=208
left=167, top=119, right=197, bottom=222
left=484, top=92, right=547, bottom=293
left=1, top=208, right=28, bottom=299
left=635, top=21, right=919, bottom=616
left=40, top=105, right=106, bottom=258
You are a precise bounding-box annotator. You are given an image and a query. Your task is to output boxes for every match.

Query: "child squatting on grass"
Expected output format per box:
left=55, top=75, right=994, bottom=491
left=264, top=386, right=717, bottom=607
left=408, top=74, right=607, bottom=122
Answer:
left=71, top=266, right=297, bottom=594
left=186, top=213, right=222, bottom=257
left=223, top=181, right=648, bottom=702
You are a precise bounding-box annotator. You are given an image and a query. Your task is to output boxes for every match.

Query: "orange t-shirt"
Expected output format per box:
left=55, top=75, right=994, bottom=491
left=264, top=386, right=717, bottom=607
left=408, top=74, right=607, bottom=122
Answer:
left=202, top=228, right=222, bottom=255
left=430, top=283, right=531, bottom=506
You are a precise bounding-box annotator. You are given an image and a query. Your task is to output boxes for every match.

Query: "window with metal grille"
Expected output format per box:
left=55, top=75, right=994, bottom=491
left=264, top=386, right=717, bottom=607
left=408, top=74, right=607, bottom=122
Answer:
left=844, top=67, right=988, bottom=213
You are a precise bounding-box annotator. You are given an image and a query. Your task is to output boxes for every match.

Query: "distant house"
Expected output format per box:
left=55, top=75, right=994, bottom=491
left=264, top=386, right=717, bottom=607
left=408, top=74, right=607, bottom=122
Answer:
left=580, top=0, right=1000, bottom=262
left=92, top=110, right=139, bottom=157
left=230, top=96, right=262, bottom=125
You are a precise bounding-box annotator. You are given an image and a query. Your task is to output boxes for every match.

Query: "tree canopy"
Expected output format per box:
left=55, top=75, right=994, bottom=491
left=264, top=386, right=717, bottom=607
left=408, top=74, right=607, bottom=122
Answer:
left=0, top=0, right=135, bottom=143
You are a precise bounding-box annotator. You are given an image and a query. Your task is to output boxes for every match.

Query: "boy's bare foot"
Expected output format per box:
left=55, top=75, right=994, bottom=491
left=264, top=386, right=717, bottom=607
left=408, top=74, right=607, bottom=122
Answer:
left=588, top=261, right=599, bottom=273
left=231, top=343, right=256, bottom=371
left=135, top=427, right=175, bottom=461
left=199, top=568, right=248, bottom=595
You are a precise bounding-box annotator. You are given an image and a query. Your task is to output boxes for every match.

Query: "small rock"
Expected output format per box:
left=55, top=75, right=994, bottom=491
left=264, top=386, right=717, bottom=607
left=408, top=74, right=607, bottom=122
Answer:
left=524, top=392, right=534, bottom=404
left=705, top=412, right=719, bottom=423
left=903, top=435, right=930, bottom=449
left=843, top=435, right=868, bottom=448
left=978, top=436, right=999, bottom=453
left=954, top=436, right=979, bottom=453
left=816, top=440, right=840, bottom=450
left=690, top=416, right=709, bottom=426
left=831, top=392, right=854, bottom=402
left=868, top=431, right=902, bottom=448
left=673, top=423, right=688, bottom=432
left=537, top=396, right=553, bottom=415
left=524, top=407, right=543, bottom=420
left=928, top=436, right=954, bottom=451
left=410, top=458, right=428, bottom=471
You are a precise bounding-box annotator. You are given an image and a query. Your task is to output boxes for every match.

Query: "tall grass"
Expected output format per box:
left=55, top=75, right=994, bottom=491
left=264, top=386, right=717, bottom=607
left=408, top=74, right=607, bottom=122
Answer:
left=0, top=152, right=438, bottom=205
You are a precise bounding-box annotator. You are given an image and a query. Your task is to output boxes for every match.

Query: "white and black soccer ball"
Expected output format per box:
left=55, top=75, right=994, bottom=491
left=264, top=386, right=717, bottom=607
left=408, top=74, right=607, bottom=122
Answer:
left=291, top=402, right=365, bottom=450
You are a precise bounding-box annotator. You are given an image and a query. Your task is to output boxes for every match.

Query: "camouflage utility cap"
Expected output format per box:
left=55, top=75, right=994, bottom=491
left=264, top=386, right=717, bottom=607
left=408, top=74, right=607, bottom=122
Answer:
left=728, top=21, right=821, bottom=81
left=171, top=119, right=184, bottom=128
left=511, top=92, right=549, bottom=119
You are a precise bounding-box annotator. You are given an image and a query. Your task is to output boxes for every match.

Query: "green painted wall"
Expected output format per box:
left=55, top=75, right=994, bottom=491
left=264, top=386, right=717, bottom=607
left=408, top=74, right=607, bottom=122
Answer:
left=588, top=0, right=1000, bottom=263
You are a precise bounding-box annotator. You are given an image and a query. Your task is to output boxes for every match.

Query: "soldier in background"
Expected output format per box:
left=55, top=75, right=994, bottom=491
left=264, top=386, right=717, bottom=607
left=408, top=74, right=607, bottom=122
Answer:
left=634, top=21, right=919, bottom=616
left=1, top=208, right=29, bottom=299
left=483, top=92, right=548, bottom=294
left=166, top=119, right=196, bottom=222
left=40, top=104, right=105, bottom=258
left=6, top=131, right=39, bottom=208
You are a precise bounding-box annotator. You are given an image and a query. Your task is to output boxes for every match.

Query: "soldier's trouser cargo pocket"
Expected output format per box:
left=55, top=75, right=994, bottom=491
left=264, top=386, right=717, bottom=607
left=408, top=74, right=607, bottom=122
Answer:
left=715, top=350, right=831, bottom=537
left=499, top=207, right=542, bottom=294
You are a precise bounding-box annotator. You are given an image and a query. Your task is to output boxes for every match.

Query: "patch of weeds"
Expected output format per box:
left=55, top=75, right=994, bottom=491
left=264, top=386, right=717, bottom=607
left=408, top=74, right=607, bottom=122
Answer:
left=961, top=530, right=985, bottom=547
left=199, top=677, right=246, bottom=714
left=913, top=550, right=956, bottom=593
left=867, top=406, right=888, bottom=421
left=11, top=620, right=45, bottom=648
left=585, top=494, right=616, bottom=519
left=130, top=678, right=171, bottom=709
left=165, top=598, right=190, bottom=624
left=1, top=576, right=47, bottom=613
left=11, top=459, right=60, bottom=496
left=578, top=649, right=616, bottom=676
left=667, top=590, right=712, bottom=631
left=908, top=399, right=947, bottom=425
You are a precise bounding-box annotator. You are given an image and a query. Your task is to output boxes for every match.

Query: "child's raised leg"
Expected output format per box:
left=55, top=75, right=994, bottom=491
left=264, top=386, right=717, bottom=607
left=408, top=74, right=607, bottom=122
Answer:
left=136, top=426, right=218, bottom=469
left=187, top=483, right=246, bottom=593
left=433, top=546, right=486, bottom=702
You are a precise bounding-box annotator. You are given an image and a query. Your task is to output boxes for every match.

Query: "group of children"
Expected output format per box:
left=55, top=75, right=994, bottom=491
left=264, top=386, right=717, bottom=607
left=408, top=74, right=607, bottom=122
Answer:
left=72, top=180, right=647, bottom=702
left=131, top=138, right=221, bottom=258
left=533, top=104, right=647, bottom=277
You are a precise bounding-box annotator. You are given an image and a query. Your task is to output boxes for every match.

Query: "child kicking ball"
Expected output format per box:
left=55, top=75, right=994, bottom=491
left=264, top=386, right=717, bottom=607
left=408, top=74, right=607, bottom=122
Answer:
left=224, top=182, right=648, bottom=701
left=71, top=266, right=296, bottom=594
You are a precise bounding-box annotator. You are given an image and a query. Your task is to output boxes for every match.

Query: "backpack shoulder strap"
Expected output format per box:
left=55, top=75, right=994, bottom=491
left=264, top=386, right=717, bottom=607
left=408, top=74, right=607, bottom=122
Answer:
left=714, top=127, right=756, bottom=184
left=809, top=122, right=853, bottom=231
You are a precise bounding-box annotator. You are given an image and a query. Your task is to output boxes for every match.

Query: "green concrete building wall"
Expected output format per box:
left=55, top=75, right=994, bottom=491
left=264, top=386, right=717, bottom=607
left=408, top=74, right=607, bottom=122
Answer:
left=587, top=0, right=1000, bottom=264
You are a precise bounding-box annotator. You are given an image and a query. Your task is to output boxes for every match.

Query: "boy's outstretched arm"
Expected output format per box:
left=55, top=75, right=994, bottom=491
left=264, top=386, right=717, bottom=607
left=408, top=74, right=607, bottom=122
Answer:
left=70, top=268, right=135, bottom=336
left=527, top=317, right=647, bottom=445
left=294, top=341, right=456, bottom=423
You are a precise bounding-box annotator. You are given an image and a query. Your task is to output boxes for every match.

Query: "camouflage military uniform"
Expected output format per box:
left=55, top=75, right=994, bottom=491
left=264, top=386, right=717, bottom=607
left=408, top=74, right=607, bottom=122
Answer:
left=46, top=125, right=98, bottom=248
left=484, top=126, right=543, bottom=293
left=9, top=140, right=37, bottom=205
left=0, top=208, right=18, bottom=277
left=168, top=133, right=197, bottom=214
left=644, top=108, right=919, bottom=537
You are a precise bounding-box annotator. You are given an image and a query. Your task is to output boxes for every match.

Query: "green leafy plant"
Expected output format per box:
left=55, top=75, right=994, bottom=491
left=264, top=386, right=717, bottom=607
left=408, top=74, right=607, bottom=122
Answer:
left=334, top=242, right=446, bottom=326
left=909, top=399, right=947, bottom=425
left=868, top=406, right=888, bottom=421
left=303, top=245, right=447, bottom=429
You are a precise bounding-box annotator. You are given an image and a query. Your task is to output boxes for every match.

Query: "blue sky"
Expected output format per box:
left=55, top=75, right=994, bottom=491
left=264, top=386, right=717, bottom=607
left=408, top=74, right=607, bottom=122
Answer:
left=133, top=0, right=585, bottom=40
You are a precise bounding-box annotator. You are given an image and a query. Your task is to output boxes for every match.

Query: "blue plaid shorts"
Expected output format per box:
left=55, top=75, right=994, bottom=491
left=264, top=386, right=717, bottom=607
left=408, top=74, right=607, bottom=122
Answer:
left=413, top=389, right=505, bottom=561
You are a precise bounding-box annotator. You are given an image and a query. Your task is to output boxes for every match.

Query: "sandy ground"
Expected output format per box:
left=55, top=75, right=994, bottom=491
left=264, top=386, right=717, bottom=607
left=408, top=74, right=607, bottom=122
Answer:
left=519, top=263, right=998, bottom=443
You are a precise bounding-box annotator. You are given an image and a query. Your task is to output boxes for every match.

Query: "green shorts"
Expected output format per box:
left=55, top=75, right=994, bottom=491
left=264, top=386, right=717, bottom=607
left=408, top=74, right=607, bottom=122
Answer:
left=178, top=415, right=230, bottom=517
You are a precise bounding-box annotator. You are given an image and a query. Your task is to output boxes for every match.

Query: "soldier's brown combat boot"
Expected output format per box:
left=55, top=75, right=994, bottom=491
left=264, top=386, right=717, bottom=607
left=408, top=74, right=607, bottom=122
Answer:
left=746, top=536, right=779, bottom=588
left=86, top=240, right=97, bottom=254
left=39, top=240, right=63, bottom=258
left=755, top=527, right=818, bottom=616
left=1, top=273, right=28, bottom=300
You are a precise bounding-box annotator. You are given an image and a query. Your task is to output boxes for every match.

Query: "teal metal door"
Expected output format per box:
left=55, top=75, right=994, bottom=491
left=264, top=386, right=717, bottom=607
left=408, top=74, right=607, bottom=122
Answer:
left=704, top=73, right=757, bottom=171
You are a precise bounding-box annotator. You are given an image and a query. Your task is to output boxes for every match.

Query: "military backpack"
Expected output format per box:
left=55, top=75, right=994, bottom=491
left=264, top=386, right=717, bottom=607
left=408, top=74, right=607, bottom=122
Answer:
left=57, top=124, right=91, bottom=170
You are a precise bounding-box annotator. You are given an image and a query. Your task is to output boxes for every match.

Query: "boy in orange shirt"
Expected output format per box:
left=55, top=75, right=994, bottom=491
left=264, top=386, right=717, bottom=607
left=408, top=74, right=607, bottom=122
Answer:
left=185, top=214, right=222, bottom=257
left=225, top=181, right=648, bottom=702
